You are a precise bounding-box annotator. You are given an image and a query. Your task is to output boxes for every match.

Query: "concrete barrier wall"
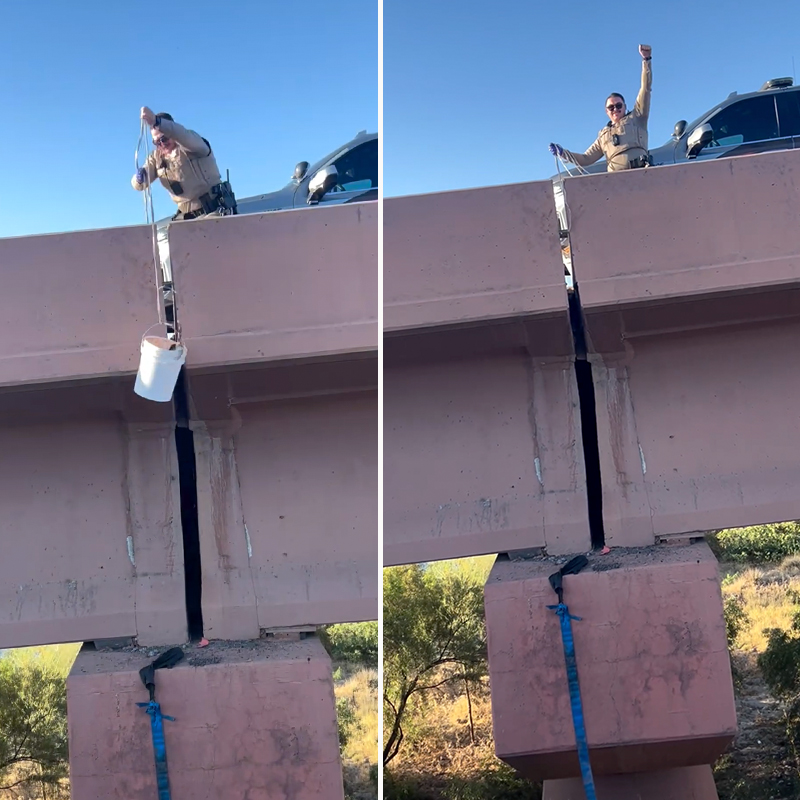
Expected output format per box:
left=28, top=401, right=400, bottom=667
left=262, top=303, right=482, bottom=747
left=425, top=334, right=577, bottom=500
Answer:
left=384, top=182, right=566, bottom=331
left=170, top=202, right=379, bottom=368
left=568, top=149, right=800, bottom=305
left=0, top=226, right=159, bottom=387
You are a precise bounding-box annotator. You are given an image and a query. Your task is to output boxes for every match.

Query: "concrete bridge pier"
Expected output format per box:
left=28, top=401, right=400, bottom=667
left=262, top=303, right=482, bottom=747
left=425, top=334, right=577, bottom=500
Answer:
left=66, top=637, right=345, bottom=800
left=543, top=765, right=718, bottom=799
left=484, top=543, right=736, bottom=800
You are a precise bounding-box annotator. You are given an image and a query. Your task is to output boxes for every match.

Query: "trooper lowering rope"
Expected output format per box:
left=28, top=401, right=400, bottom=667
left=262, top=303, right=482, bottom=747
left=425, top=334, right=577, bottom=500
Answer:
left=132, top=107, right=237, bottom=221
left=132, top=106, right=237, bottom=340
left=136, top=647, right=185, bottom=800
left=549, top=44, right=653, bottom=173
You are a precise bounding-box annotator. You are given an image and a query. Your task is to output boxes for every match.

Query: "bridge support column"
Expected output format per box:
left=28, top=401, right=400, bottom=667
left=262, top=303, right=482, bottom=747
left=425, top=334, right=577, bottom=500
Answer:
left=66, top=637, right=344, bottom=799
left=543, top=765, right=718, bottom=799
left=484, top=542, right=736, bottom=797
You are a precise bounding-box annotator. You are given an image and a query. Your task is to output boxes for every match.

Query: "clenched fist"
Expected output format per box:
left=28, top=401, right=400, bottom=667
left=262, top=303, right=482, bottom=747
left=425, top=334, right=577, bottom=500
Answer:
left=639, top=44, right=652, bottom=59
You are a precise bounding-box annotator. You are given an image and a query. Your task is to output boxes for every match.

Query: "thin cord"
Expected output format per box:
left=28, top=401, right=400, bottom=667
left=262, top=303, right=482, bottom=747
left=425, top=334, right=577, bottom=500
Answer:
left=136, top=120, right=165, bottom=327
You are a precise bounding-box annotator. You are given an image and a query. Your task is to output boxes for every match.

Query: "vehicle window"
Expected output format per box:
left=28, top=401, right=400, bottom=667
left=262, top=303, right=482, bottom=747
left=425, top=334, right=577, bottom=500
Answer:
left=777, top=91, right=800, bottom=136
left=331, top=139, right=378, bottom=191
left=707, top=95, right=779, bottom=146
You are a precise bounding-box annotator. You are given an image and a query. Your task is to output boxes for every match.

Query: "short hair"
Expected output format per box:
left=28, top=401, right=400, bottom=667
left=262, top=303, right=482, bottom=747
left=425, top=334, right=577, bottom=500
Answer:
left=606, top=93, right=625, bottom=105
left=155, top=112, right=174, bottom=122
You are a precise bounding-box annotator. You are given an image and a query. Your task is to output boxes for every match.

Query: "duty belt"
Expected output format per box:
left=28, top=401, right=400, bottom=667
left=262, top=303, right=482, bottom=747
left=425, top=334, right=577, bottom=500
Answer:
left=176, top=181, right=238, bottom=220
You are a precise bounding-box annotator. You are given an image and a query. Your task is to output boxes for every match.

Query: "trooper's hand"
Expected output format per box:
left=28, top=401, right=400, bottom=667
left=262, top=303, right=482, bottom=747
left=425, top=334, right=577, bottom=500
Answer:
left=135, top=167, right=147, bottom=185
left=140, top=106, right=156, bottom=126
left=639, top=44, right=652, bottom=59
left=549, top=143, right=564, bottom=158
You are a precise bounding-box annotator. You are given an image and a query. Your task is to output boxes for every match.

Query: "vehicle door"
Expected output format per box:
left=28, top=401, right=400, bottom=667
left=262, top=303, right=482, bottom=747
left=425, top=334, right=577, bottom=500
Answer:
left=775, top=90, right=800, bottom=148
left=696, top=94, right=787, bottom=162
left=308, top=139, right=378, bottom=207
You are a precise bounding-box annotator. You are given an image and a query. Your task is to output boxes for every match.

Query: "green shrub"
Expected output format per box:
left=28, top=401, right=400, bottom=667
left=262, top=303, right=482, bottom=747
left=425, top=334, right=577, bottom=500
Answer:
left=724, top=595, right=749, bottom=646
left=320, top=621, right=378, bottom=665
left=336, top=695, right=358, bottom=750
left=758, top=628, right=800, bottom=698
left=709, top=523, right=800, bottom=564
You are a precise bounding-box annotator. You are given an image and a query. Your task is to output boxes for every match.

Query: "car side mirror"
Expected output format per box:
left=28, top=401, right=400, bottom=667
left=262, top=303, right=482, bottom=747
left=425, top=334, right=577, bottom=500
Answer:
left=673, top=120, right=687, bottom=139
left=307, top=165, right=338, bottom=204
left=293, top=161, right=309, bottom=181
left=686, top=123, right=713, bottom=158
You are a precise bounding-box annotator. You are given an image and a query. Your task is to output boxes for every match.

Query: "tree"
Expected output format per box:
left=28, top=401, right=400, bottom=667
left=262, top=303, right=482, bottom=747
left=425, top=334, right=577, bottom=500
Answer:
left=0, top=646, right=76, bottom=798
left=383, top=561, right=488, bottom=765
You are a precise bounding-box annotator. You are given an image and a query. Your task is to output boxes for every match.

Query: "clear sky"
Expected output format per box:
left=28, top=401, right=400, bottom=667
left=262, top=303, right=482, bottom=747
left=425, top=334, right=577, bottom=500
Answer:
left=384, top=0, right=800, bottom=197
left=1, top=0, right=377, bottom=238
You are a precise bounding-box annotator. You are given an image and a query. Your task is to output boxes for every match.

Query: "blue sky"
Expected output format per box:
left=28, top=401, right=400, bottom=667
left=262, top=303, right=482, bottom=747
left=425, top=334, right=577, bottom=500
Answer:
left=384, top=0, right=800, bottom=196
left=1, top=0, right=377, bottom=238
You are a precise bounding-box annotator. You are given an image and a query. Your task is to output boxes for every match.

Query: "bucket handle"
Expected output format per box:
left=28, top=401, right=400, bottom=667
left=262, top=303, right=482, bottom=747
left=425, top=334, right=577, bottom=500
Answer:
left=142, top=322, right=180, bottom=344
left=140, top=322, right=181, bottom=348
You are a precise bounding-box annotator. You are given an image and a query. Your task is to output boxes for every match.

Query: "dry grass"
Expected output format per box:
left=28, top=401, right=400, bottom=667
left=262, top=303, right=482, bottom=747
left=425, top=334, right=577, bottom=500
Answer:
left=334, top=663, right=378, bottom=800
left=387, top=679, right=540, bottom=799
left=721, top=560, right=800, bottom=651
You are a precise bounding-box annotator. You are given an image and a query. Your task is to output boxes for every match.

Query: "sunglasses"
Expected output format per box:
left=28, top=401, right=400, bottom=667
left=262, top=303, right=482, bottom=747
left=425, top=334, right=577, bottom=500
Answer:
left=606, top=102, right=624, bottom=111
left=155, top=137, right=172, bottom=147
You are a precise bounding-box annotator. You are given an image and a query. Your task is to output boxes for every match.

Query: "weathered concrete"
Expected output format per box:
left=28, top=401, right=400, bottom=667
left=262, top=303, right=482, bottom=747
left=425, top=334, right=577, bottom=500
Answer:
left=543, top=765, right=719, bottom=800
left=484, top=543, right=736, bottom=781
left=169, top=202, right=378, bottom=368
left=567, top=151, right=800, bottom=547
left=67, top=638, right=343, bottom=799
left=384, top=181, right=589, bottom=564
left=0, top=226, right=159, bottom=387
left=187, top=359, right=379, bottom=639
left=384, top=182, right=566, bottom=331
left=1, top=201, right=378, bottom=796
left=0, top=379, right=185, bottom=648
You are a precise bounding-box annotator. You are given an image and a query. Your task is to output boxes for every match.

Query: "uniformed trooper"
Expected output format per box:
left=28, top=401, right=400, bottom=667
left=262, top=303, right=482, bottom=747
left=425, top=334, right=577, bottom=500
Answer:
left=132, top=107, right=237, bottom=339
left=549, top=45, right=653, bottom=171
left=132, top=106, right=236, bottom=220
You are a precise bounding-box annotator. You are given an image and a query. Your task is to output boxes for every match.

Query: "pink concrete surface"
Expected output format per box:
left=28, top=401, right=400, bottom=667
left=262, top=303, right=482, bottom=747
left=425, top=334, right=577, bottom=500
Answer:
left=588, top=305, right=800, bottom=547
left=566, top=149, right=800, bottom=306
left=384, top=354, right=589, bottom=565
left=543, top=765, right=718, bottom=800
left=562, top=151, right=800, bottom=546
left=384, top=182, right=567, bottom=331
left=0, top=379, right=185, bottom=648
left=67, top=638, right=344, bottom=800
left=186, top=360, right=378, bottom=638
left=485, top=543, right=736, bottom=781
left=0, top=225, right=162, bottom=387
left=168, top=203, right=378, bottom=369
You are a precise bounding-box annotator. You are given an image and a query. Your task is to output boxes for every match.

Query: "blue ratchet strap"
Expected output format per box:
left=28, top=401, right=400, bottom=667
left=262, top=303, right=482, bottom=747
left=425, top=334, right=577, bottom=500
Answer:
left=547, top=555, right=597, bottom=800
left=136, top=700, right=175, bottom=800
left=136, top=647, right=184, bottom=800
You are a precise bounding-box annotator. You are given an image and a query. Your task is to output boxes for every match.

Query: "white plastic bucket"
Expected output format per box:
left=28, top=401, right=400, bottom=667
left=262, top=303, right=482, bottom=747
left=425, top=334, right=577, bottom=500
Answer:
left=134, top=334, right=187, bottom=402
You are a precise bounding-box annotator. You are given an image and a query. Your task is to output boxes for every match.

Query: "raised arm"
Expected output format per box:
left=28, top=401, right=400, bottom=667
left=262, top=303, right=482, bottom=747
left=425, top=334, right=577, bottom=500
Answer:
left=154, top=117, right=211, bottom=156
left=634, top=44, right=652, bottom=122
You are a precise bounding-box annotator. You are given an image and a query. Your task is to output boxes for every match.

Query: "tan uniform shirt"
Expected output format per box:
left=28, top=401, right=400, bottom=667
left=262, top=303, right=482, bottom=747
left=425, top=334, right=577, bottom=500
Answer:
left=132, top=118, right=222, bottom=213
left=561, top=59, right=652, bottom=172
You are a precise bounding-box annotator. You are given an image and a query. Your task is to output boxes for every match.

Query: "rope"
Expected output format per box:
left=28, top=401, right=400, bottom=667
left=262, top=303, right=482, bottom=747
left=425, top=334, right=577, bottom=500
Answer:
left=135, top=119, right=165, bottom=327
